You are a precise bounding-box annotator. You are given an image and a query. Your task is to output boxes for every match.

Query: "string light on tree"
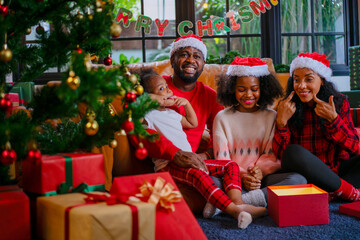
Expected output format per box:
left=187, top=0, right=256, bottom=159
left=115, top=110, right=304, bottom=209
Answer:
left=109, top=139, right=118, bottom=148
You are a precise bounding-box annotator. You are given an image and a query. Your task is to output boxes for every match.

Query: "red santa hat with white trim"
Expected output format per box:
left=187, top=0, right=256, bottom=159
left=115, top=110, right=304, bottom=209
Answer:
left=290, top=52, right=332, bottom=81
left=170, top=34, right=207, bottom=59
left=226, top=57, right=270, bottom=77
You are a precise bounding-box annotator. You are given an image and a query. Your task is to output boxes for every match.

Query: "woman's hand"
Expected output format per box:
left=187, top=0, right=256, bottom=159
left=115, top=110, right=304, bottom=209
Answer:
left=247, top=165, right=263, bottom=181
left=241, top=174, right=261, bottom=191
left=276, top=91, right=296, bottom=128
left=313, top=95, right=338, bottom=123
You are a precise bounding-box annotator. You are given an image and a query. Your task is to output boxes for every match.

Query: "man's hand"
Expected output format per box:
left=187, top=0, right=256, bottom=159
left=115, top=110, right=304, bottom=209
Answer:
left=247, top=165, right=263, bottom=180
left=276, top=91, right=296, bottom=128
left=242, top=174, right=261, bottom=191
left=313, top=95, right=338, bottom=123
left=171, top=150, right=209, bottom=173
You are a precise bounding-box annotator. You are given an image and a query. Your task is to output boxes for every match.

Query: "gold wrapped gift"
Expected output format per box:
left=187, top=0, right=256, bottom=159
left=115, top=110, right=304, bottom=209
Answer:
left=37, top=192, right=155, bottom=240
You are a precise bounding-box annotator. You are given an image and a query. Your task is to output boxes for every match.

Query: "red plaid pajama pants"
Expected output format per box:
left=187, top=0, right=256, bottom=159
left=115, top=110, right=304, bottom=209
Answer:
left=162, top=159, right=242, bottom=211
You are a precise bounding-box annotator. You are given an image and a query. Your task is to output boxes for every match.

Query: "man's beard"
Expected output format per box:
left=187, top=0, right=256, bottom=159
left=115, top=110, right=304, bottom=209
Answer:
left=175, top=68, right=202, bottom=83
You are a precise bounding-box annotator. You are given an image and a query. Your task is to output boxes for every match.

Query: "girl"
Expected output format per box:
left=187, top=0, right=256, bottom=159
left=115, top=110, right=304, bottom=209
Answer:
left=212, top=57, right=306, bottom=209
left=140, top=68, right=267, bottom=229
left=273, top=52, right=360, bottom=202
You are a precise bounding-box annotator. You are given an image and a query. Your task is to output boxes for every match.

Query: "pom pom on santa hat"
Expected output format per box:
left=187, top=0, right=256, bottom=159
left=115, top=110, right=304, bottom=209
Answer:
left=290, top=52, right=332, bottom=81
left=226, top=57, right=270, bottom=77
left=170, top=34, right=207, bottom=59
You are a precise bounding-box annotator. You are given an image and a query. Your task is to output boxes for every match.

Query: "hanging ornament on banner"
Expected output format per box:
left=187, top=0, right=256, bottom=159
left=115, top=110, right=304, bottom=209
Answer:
left=154, top=19, right=169, bottom=37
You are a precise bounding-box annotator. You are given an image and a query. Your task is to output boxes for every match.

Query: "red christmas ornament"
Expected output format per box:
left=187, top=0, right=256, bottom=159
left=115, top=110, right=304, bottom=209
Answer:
left=122, top=118, right=134, bottom=133
left=103, top=56, right=112, bottom=66
left=0, top=149, right=17, bottom=165
left=135, top=146, right=148, bottom=160
left=27, top=149, right=42, bottom=164
left=123, top=103, right=129, bottom=109
left=75, top=46, right=82, bottom=54
left=125, top=92, right=137, bottom=103
left=0, top=97, right=12, bottom=112
left=0, top=4, right=8, bottom=17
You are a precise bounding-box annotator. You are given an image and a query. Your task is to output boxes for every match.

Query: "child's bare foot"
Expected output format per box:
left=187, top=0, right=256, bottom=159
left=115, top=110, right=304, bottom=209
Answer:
left=238, top=211, right=252, bottom=229
left=237, top=204, right=267, bottom=219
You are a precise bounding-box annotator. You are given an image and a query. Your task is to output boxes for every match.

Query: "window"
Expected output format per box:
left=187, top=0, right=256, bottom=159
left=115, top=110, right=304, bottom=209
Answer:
left=113, top=0, right=359, bottom=74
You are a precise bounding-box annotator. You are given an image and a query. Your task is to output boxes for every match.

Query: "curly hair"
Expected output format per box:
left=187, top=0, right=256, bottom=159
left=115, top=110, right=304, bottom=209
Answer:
left=136, top=68, right=160, bottom=93
left=216, top=73, right=284, bottom=109
left=285, top=76, right=344, bottom=130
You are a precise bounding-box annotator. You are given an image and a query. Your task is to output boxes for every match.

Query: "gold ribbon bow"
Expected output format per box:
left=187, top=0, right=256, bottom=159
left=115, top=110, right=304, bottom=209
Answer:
left=134, top=177, right=182, bottom=212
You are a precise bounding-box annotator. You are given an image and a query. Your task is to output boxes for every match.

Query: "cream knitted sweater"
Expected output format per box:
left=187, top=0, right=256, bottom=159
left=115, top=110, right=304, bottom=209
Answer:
left=213, top=107, right=281, bottom=176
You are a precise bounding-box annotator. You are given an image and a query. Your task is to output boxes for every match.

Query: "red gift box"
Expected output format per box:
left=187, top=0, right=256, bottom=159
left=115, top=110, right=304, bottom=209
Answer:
left=0, top=185, right=31, bottom=240
left=110, top=172, right=208, bottom=240
left=22, top=153, right=105, bottom=195
left=267, top=184, right=329, bottom=227
left=339, top=201, right=360, bottom=218
left=5, top=93, right=19, bottom=111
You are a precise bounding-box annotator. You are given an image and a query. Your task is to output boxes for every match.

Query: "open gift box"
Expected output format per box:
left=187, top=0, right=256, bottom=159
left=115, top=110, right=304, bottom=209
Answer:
left=267, top=184, right=329, bottom=227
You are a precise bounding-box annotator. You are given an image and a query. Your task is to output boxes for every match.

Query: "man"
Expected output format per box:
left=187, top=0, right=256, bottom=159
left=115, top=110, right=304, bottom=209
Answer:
left=138, top=35, right=224, bottom=211
left=146, top=35, right=223, bottom=170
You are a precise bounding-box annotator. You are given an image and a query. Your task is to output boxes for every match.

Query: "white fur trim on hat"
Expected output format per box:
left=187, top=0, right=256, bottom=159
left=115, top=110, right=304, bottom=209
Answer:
left=226, top=65, right=270, bottom=77
left=290, top=57, right=332, bottom=81
left=170, top=37, right=207, bottom=59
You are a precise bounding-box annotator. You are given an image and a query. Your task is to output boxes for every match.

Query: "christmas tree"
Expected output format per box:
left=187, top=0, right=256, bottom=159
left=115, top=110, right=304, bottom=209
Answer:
left=0, top=0, right=157, bottom=184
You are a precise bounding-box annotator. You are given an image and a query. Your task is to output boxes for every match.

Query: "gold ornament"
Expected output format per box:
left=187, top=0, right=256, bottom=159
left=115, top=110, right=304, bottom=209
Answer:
left=0, top=44, right=12, bottom=62
left=76, top=11, right=84, bottom=20
left=69, top=70, right=75, bottom=77
left=136, top=84, right=144, bottom=95
left=84, top=119, right=99, bottom=136
left=110, top=22, right=122, bottom=38
left=26, top=28, right=32, bottom=35
left=88, top=14, right=93, bottom=20
left=128, top=74, right=138, bottom=84
left=109, top=139, right=118, bottom=148
left=66, top=76, right=80, bottom=90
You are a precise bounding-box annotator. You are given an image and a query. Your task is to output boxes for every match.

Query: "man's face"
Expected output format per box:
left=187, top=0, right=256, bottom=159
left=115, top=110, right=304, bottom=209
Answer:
left=171, top=47, right=205, bottom=83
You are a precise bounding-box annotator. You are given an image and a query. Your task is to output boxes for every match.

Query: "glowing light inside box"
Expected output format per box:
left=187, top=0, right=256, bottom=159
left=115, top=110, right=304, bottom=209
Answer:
left=271, top=187, right=326, bottom=196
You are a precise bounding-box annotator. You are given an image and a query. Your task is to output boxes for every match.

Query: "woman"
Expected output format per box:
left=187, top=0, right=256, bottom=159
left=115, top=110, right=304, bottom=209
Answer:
left=274, top=52, right=360, bottom=201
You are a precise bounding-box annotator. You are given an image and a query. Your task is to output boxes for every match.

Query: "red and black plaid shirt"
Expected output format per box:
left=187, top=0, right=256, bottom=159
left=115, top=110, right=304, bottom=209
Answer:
left=273, top=95, right=359, bottom=174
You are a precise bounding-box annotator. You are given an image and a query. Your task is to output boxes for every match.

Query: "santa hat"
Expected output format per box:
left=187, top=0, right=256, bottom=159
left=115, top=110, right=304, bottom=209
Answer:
left=170, top=34, right=207, bottom=59
left=226, top=57, right=270, bottom=77
left=290, top=52, right=332, bottom=81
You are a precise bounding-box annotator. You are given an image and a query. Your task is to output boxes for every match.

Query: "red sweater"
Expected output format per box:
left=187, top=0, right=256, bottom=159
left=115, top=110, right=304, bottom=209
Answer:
left=273, top=95, right=359, bottom=173
left=132, top=75, right=223, bottom=161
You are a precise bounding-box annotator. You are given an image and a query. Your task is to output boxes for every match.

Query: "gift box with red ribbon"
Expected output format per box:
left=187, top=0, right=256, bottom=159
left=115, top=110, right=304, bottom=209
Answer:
left=267, top=184, right=329, bottom=227
left=110, top=172, right=208, bottom=240
left=0, top=185, right=31, bottom=240
left=37, top=192, right=155, bottom=240
left=22, top=153, right=105, bottom=196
